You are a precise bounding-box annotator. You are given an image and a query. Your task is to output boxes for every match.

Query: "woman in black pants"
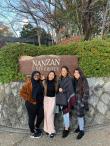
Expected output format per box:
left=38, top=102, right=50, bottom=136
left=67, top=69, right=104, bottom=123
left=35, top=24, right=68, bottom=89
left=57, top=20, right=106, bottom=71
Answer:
left=20, top=71, right=44, bottom=138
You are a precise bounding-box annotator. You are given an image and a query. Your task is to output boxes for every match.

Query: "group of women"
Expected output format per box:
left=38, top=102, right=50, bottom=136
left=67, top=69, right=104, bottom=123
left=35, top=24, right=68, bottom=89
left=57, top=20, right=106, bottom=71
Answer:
left=20, top=66, right=89, bottom=140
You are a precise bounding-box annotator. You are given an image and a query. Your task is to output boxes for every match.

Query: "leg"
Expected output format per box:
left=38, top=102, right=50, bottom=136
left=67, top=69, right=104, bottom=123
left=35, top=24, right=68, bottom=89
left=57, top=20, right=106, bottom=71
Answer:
left=44, top=96, right=49, bottom=133
left=35, top=103, right=44, bottom=129
left=30, top=103, right=44, bottom=138
left=62, top=112, right=70, bottom=138
left=45, top=97, right=56, bottom=134
left=25, top=101, right=37, bottom=133
left=77, top=117, right=85, bottom=140
left=63, top=112, right=70, bottom=129
left=77, top=117, right=84, bottom=131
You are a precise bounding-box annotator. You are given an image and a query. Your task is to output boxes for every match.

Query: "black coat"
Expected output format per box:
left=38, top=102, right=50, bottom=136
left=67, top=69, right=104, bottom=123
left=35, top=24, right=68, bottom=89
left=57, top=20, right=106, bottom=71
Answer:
left=58, top=76, right=75, bottom=101
left=74, top=78, right=89, bottom=117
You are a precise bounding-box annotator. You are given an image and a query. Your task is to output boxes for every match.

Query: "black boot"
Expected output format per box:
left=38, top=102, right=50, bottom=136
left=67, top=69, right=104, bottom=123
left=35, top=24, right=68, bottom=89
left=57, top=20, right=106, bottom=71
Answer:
left=74, top=126, right=80, bottom=133
left=49, top=133, right=56, bottom=139
left=77, top=130, right=84, bottom=140
left=62, top=129, right=70, bottom=138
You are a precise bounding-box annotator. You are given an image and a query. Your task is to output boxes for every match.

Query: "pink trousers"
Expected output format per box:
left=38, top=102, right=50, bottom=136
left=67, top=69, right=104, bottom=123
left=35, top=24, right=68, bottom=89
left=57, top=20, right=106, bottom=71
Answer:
left=44, top=96, right=56, bottom=134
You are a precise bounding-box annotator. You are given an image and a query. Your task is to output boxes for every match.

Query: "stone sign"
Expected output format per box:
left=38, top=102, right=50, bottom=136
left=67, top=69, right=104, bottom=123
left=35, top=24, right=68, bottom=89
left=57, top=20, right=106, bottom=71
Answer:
left=19, top=55, right=78, bottom=76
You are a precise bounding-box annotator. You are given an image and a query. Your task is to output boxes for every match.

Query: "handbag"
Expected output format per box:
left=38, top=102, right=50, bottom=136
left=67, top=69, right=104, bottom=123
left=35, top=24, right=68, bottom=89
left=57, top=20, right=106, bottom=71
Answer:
left=56, top=92, right=68, bottom=106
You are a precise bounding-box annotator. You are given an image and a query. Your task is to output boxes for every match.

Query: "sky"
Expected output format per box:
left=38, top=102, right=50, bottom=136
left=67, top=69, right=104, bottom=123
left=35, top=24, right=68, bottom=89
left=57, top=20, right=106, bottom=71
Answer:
left=0, top=0, right=26, bottom=37
left=0, top=0, right=54, bottom=37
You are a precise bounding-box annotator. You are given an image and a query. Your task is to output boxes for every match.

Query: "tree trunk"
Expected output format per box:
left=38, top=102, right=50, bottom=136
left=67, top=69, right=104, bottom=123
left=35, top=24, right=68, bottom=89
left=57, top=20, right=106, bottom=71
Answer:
left=82, top=13, right=92, bottom=40
left=37, top=33, right=41, bottom=46
left=100, top=0, right=109, bottom=39
left=81, top=0, right=92, bottom=40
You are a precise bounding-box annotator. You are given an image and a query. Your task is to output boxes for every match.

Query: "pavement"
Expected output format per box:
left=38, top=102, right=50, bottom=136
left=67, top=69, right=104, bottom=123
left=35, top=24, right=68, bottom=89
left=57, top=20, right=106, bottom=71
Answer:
left=0, top=125, right=110, bottom=146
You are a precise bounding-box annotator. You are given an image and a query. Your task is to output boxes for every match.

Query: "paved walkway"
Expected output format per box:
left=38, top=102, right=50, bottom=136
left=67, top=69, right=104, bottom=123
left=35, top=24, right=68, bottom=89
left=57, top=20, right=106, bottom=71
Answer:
left=0, top=125, right=110, bottom=146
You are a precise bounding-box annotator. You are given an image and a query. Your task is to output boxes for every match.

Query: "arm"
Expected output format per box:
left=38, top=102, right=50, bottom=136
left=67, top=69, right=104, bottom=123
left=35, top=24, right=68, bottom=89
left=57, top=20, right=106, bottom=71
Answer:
left=67, top=77, right=75, bottom=97
left=82, top=78, right=89, bottom=110
left=42, top=80, right=47, bottom=96
left=57, top=78, right=63, bottom=93
left=19, top=82, right=29, bottom=101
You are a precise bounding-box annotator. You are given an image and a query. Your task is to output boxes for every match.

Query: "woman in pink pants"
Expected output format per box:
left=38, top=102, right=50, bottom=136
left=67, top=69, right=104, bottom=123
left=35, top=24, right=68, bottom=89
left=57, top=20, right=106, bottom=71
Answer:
left=43, top=71, right=57, bottom=139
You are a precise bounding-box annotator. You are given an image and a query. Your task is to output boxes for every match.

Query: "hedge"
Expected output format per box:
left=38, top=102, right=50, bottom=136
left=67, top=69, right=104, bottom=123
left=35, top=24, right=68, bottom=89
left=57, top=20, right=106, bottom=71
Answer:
left=0, top=38, right=110, bottom=83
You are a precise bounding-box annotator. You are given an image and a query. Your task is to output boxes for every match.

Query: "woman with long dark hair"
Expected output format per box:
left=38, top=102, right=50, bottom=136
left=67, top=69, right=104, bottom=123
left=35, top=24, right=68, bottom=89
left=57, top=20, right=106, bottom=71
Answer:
left=43, top=71, right=57, bottom=139
left=73, top=67, right=89, bottom=140
left=56, top=66, right=75, bottom=138
left=20, top=71, right=44, bottom=138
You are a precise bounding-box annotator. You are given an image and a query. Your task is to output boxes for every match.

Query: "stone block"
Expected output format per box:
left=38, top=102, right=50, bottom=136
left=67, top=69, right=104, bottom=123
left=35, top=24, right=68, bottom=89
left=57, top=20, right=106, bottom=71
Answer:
left=101, top=93, right=110, bottom=105
left=97, top=101, right=108, bottom=115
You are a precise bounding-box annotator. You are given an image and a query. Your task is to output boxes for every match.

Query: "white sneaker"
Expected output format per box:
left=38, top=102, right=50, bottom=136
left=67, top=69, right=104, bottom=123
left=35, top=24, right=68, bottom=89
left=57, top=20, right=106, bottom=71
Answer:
left=30, top=133, right=35, bottom=138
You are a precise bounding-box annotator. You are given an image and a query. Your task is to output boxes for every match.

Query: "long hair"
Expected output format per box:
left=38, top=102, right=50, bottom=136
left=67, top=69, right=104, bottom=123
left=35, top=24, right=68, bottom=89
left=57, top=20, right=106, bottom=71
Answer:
left=74, top=67, right=86, bottom=96
left=46, top=70, right=56, bottom=82
left=44, top=71, right=57, bottom=95
left=60, top=66, right=70, bottom=79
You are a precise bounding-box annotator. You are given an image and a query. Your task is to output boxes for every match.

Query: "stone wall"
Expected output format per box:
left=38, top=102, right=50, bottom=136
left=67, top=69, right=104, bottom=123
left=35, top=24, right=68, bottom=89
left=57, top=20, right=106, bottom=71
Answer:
left=0, top=78, right=110, bottom=130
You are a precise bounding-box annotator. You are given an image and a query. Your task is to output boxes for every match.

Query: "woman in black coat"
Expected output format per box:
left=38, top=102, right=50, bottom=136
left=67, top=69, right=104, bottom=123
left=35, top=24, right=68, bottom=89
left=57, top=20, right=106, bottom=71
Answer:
left=56, top=66, right=75, bottom=138
left=73, top=67, right=89, bottom=140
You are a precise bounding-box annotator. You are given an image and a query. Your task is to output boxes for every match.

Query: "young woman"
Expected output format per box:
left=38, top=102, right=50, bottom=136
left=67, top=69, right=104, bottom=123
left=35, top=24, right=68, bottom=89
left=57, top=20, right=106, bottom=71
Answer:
left=20, top=71, right=44, bottom=138
left=73, top=67, right=89, bottom=140
left=56, top=66, right=75, bottom=138
left=43, top=71, right=57, bottom=139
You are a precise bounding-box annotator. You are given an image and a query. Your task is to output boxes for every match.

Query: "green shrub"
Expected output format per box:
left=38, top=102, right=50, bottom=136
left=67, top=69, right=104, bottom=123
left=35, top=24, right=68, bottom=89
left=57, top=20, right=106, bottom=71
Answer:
left=0, top=39, right=110, bottom=83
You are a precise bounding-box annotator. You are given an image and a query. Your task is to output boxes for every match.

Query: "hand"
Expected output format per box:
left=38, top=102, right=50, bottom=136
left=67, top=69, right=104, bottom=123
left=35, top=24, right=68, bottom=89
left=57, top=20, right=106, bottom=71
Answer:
left=59, top=88, right=63, bottom=92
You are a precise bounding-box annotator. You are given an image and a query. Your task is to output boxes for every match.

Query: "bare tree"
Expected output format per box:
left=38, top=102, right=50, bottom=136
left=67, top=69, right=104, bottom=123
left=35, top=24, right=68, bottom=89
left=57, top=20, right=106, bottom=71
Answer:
left=4, top=0, right=110, bottom=42
left=6, top=0, right=69, bottom=43
left=100, top=0, right=110, bottom=38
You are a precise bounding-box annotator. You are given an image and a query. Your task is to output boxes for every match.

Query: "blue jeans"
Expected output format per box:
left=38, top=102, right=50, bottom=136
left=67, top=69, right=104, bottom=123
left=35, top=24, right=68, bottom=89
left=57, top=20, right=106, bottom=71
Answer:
left=78, top=117, right=84, bottom=131
left=63, top=113, right=70, bottom=128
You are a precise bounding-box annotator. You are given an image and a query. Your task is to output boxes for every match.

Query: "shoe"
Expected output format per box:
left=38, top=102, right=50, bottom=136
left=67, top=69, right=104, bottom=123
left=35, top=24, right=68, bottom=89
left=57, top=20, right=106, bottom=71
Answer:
left=30, top=132, right=42, bottom=138
left=49, top=133, right=55, bottom=139
left=45, top=132, right=49, bottom=136
left=77, top=130, right=84, bottom=140
left=62, top=129, right=69, bottom=138
left=30, top=129, right=42, bottom=138
left=30, top=133, right=35, bottom=138
left=35, top=128, right=42, bottom=133
left=74, top=126, right=80, bottom=133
